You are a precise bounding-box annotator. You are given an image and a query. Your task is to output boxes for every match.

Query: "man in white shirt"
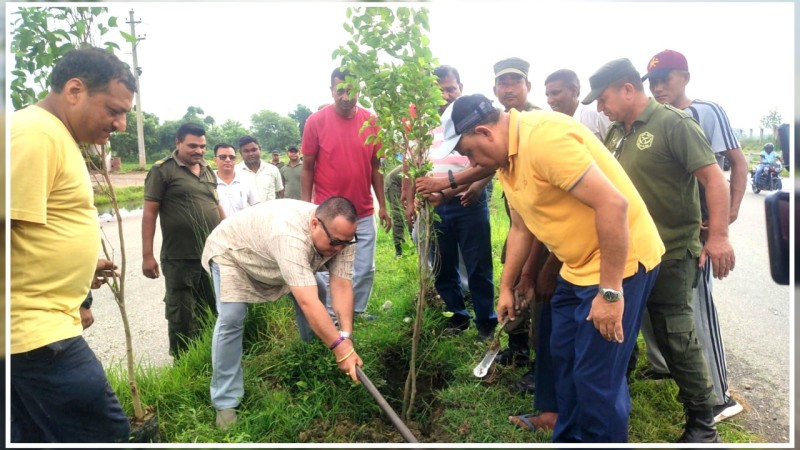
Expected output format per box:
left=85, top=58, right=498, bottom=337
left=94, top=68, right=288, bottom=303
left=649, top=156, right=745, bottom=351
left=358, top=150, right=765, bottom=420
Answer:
left=236, top=135, right=284, bottom=201
left=214, top=143, right=259, bottom=217
left=545, top=68, right=611, bottom=140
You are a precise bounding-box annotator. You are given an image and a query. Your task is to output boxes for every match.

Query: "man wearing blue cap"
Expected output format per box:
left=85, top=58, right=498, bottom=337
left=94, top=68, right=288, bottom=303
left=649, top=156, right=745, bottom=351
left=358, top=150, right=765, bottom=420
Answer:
left=583, top=57, right=734, bottom=443
left=432, top=93, right=664, bottom=443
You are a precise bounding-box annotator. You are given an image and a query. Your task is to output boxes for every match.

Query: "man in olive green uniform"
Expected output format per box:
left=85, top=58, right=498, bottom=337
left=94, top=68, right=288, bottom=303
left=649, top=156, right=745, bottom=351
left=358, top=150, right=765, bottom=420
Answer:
left=279, top=146, right=303, bottom=200
left=583, top=58, right=735, bottom=443
left=142, top=122, right=225, bottom=357
left=383, top=163, right=406, bottom=257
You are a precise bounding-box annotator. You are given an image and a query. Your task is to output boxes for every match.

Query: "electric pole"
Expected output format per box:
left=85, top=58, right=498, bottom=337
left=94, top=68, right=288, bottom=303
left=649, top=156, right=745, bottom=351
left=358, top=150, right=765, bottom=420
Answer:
left=127, top=9, right=147, bottom=170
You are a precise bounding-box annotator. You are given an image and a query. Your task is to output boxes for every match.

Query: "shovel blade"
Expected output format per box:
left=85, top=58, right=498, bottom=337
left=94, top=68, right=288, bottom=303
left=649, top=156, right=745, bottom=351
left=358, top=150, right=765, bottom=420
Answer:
left=473, top=347, right=500, bottom=377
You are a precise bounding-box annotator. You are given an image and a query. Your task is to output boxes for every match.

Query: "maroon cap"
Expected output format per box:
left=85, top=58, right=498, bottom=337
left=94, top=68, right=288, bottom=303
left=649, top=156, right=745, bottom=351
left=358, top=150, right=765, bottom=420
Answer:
left=642, top=49, right=688, bottom=81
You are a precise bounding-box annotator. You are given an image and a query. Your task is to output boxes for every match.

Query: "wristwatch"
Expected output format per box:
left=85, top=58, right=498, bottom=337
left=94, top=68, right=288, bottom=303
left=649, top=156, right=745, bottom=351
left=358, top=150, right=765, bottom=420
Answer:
left=599, top=287, right=623, bottom=302
left=339, top=330, right=353, bottom=340
left=447, top=169, right=457, bottom=189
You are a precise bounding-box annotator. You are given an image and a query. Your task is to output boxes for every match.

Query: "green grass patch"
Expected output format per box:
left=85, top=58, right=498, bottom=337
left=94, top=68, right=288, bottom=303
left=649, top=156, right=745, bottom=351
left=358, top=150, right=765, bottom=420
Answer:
left=119, top=161, right=151, bottom=173
left=105, top=182, right=764, bottom=443
left=94, top=186, right=144, bottom=209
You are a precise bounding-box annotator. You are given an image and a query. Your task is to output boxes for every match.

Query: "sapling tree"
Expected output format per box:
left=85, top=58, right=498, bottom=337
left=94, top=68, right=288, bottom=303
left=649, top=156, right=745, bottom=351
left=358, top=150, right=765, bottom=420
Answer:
left=333, top=6, right=444, bottom=420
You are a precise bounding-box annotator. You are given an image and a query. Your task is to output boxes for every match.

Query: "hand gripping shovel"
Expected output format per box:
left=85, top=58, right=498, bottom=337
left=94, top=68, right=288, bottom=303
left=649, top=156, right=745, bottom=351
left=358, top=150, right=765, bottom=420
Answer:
left=473, top=318, right=509, bottom=378
left=355, top=366, right=418, bottom=443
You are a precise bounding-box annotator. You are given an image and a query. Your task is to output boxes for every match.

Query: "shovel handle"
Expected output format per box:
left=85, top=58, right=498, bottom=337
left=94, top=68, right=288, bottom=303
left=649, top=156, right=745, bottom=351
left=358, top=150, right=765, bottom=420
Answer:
left=355, top=366, right=418, bottom=443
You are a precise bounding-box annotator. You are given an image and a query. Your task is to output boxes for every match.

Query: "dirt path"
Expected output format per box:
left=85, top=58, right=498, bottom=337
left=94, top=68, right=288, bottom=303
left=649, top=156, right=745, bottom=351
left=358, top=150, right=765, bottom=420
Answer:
left=91, top=170, right=148, bottom=188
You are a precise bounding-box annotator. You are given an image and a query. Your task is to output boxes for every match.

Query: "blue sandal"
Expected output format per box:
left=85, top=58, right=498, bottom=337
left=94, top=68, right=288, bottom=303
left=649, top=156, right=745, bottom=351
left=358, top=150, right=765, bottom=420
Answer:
left=509, top=413, right=540, bottom=432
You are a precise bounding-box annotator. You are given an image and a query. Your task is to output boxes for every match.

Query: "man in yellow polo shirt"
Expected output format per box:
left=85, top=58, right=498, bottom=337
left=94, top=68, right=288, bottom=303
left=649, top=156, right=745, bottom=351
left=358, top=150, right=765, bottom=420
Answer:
left=434, top=94, right=664, bottom=443
left=10, top=47, right=134, bottom=443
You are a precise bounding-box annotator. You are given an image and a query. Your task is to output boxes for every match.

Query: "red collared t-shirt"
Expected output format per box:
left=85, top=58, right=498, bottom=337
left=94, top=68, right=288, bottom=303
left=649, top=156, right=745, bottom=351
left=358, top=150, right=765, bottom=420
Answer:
left=301, top=105, right=381, bottom=218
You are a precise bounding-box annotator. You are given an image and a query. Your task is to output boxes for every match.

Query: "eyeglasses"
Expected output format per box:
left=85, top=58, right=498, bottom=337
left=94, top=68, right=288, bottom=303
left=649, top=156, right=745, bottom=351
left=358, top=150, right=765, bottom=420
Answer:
left=216, top=155, right=236, bottom=161
left=613, top=125, right=636, bottom=159
left=316, top=216, right=358, bottom=247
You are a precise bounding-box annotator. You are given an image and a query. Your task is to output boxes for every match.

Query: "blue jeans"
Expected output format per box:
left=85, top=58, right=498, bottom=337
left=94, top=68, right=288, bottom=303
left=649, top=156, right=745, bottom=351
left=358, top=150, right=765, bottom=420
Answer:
left=533, top=302, right=556, bottom=413
left=11, top=336, right=130, bottom=443
left=210, top=261, right=329, bottom=410
left=432, top=189, right=496, bottom=328
left=550, top=264, right=659, bottom=443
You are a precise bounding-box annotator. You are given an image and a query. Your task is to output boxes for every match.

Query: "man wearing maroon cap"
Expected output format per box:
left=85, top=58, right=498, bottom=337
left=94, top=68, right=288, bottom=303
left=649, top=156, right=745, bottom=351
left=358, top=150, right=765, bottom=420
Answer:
left=640, top=49, right=747, bottom=424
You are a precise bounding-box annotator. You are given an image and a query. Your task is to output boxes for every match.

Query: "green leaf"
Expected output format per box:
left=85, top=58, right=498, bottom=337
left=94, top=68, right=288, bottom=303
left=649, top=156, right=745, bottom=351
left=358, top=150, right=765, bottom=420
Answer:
left=108, top=16, right=117, bottom=27
left=76, top=20, right=86, bottom=40
left=120, top=31, right=137, bottom=43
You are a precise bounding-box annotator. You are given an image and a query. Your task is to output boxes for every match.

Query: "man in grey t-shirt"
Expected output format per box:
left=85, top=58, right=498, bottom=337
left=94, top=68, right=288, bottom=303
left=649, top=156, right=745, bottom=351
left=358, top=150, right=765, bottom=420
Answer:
left=642, top=49, right=747, bottom=424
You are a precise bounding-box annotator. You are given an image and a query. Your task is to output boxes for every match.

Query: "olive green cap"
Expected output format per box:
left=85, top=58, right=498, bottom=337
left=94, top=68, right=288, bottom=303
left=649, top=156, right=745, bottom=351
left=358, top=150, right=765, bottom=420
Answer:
left=582, top=58, right=640, bottom=105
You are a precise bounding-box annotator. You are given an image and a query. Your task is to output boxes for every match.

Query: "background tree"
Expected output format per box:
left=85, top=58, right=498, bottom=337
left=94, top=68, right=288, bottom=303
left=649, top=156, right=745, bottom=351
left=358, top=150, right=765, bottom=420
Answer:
left=334, top=5, right=443, bottom=422
left=10, top=6, right=123, bottom=110
left=250, top=109, right=301, bottom=153
left=207, top=119, right=249, bottom=150
left=109, top=110, right=160, bottom=162
left=289, top=103, right=314, bottom=139
left=181, top=105, right=215, bottom=129
left=760, top=107, right=782, bottom=139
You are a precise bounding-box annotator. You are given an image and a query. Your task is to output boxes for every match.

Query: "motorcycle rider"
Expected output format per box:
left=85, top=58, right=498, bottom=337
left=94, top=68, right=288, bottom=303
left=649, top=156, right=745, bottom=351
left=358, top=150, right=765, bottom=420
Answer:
left=755, top=143, right=782, bottom=187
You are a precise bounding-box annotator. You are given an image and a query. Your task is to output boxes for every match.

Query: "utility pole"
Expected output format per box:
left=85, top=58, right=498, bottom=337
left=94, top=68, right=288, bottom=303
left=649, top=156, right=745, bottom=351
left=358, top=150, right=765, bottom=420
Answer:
left=127, top=9, right=147, bottom=170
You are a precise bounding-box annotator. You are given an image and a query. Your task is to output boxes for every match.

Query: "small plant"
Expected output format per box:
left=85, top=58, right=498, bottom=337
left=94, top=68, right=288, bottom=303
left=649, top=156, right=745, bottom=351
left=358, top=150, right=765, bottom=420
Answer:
left=333, top=5, right=444, bottom=420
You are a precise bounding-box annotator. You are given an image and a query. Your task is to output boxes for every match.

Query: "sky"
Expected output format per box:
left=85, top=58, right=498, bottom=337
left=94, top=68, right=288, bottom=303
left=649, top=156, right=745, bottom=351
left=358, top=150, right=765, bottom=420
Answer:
left=5, top=1, right=796, bottom=136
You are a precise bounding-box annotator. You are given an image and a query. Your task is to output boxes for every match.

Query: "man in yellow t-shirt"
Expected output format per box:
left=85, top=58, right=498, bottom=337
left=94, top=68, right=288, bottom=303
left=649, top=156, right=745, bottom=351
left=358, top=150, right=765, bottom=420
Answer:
left=10, top=47, right=135, bottom=443
left=434, top=94, right=664, bottom=443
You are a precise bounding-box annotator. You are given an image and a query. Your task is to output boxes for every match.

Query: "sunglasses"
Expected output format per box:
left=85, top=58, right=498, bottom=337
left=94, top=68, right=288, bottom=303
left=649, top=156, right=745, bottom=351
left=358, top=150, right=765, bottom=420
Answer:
left=316, top=216, right=358, bottom=247
left=216, top=155, right=236, bottom=161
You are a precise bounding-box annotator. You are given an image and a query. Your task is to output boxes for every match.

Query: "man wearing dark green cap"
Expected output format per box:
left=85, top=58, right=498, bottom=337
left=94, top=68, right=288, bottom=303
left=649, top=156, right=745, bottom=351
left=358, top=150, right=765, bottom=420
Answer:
left=493, top=56, right=540, bottom=113
left=584, top=57, right=734, bottom=443
left=491, top=57, right=542, bottom=392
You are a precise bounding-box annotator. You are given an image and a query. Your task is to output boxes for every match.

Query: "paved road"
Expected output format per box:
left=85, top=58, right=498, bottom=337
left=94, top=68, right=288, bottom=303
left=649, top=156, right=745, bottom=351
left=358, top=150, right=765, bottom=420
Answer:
left=84, top=175, right=792, bottom=443
left=84, top=208, right=173, bottom=368
left=711, top=180, right=791, bottom=443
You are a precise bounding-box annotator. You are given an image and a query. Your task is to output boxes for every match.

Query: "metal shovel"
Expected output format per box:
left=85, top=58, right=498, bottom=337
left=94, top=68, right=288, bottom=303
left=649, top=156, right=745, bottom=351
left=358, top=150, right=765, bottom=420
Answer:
left=355, top=366, right=418, bottom=443
left=472, top=318, right=509, bottom=378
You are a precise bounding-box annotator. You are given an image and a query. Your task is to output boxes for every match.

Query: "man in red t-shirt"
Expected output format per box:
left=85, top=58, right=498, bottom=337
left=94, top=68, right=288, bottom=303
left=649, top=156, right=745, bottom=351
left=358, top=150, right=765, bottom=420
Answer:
left=301, top=67, right=391, bottom=321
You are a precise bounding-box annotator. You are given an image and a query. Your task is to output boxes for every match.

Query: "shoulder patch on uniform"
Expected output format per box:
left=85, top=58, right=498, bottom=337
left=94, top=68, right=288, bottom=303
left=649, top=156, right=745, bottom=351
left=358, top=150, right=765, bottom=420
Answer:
left=152, top=155, right=174, bottom=167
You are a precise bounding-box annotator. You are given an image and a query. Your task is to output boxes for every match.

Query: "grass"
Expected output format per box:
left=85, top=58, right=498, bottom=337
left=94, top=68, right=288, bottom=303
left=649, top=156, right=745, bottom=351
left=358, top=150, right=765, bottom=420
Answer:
left=94, top=186, right=144, bottom=209
left=119, top=160, right=151, bottom=173
left=104, top=183, right=764, bottom=444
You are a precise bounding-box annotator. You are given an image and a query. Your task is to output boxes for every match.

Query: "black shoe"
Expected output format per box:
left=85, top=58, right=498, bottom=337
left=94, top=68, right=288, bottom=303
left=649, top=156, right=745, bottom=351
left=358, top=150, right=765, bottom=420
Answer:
left=495, top=347, right=531, bottom=367
left=476, top=323, right=496, bottom=342
left=712, top=397, right=743, bottom=423
left=443, top=314, right=469, bottom=335
left=514, top=367, right=536, bottom=393
left=677, top=408, right=721, bottom=443
left=394, top=243, right=402, bottom=258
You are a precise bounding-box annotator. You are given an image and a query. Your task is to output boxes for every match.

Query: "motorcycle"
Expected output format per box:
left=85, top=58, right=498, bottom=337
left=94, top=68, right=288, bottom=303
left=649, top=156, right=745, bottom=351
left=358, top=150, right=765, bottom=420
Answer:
left=750, top=160, right=783, bottom=194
